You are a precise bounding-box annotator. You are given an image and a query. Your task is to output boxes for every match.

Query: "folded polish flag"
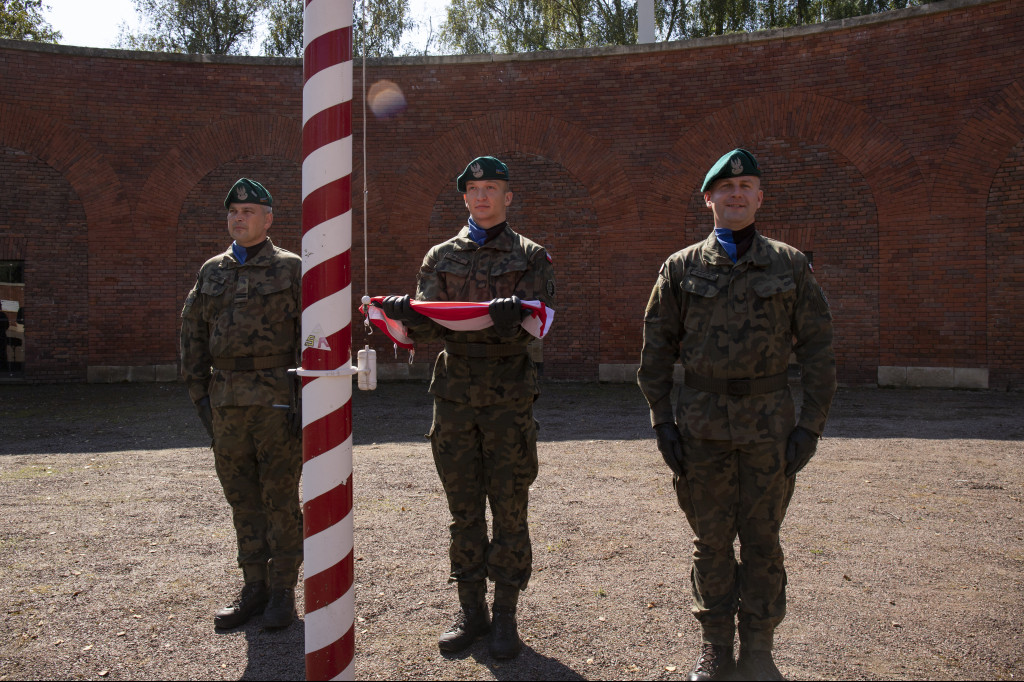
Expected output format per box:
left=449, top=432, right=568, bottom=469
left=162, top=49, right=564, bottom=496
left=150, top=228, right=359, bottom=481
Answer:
left=363, top=297, right=554, bottom=350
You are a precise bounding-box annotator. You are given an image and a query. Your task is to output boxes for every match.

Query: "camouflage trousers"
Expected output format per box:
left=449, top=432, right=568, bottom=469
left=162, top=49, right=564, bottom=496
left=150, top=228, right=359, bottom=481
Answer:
left=429, top=396, right=539, bottom=591
left=672, top=437, right=796, bottom=651
left=213, top=405, right=303, bottom=588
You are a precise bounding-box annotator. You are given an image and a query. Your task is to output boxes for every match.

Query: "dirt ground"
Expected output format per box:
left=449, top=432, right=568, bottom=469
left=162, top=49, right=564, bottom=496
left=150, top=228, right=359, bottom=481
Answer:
left=0, top=379, right=1022, bottom=681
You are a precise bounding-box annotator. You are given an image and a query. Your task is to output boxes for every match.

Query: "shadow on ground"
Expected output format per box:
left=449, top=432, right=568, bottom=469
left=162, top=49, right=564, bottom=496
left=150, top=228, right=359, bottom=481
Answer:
left=3, top=381, right=1021, bottom=458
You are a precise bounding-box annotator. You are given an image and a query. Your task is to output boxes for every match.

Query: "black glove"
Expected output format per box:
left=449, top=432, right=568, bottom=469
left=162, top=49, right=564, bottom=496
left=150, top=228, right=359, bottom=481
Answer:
left=785, top=426, right=819, bottom=477
left=654, top=422, right=685, bottom=478
left=489, top=296, right=527, bottom=337
left=382, top=295, right=427, bottom=325
left=195, top=396, right=215, bottom=444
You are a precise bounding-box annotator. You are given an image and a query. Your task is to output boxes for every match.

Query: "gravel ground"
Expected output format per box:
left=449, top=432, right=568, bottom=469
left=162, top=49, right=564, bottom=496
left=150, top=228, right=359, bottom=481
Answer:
left=0, top=380, right=1022, bottom=681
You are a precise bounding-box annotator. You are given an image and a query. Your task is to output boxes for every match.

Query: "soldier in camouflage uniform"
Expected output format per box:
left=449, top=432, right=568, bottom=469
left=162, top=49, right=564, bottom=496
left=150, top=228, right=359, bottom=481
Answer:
left=638, top=150, right=836, bottom=681
left=180, top=178, right=303, bottom=631
left=382, top=156, right=555, bottom=660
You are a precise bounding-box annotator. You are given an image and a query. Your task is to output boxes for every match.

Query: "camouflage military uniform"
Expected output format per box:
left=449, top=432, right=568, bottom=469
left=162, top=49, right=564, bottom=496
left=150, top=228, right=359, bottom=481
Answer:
left=638, top=230, right=836, bottom=652
left=180, top=238, right=303, bottom=589
left=408, top=224, right=556, bottom=592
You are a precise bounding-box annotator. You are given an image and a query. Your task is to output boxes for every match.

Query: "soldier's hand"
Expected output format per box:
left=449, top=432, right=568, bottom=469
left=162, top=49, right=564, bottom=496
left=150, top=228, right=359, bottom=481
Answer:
left=195, top=396, right=215, bottom=445
left=654, top=422, right=685, bottom=478
left=489, top=296, right=526, bottom=337
left=785, top=426, right=819, bottom=477
left=382, top=295, right=427, bottom=325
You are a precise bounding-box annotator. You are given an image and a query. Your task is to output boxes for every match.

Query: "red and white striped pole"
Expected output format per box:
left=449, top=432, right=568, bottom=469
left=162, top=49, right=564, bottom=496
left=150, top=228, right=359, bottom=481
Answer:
left=299, top=0, right=355, bottom=679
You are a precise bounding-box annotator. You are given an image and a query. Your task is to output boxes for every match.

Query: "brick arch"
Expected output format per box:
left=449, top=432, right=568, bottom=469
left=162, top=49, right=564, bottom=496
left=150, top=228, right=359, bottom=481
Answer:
left=140, top=113, right=302, bottom=218
left=0, top=103, right=130, bottom=230
left=0, top=103, right=131, bottom=371
left=932, top=80, right=1024, bottom=212
left=937, top=79, right=1024, bottom=387
left=141, top=113, right=303, bottom=363
left=382, top=111, right=640, bottom=367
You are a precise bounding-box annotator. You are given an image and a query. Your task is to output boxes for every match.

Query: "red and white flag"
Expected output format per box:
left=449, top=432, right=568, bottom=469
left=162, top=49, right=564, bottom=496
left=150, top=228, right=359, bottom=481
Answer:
left=364, top=297, right=554, bottom=350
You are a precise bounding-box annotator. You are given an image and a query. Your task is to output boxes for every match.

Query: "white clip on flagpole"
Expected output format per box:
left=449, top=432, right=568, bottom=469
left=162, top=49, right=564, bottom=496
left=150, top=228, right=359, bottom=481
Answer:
left=292, top=299, right=378, bottom=390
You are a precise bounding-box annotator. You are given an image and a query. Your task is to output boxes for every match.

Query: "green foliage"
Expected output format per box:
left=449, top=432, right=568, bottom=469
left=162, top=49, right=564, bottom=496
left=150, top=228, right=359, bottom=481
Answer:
left=355, top=0, right=413, bottom=57
left=0, top=0, right=61, bottom=43
left=262, top=0, right=301, bottom=57
left=116, top=0, right=270, bottom=55
left=440, top=0, right=636, bottom=53
left=439, top=0, right=938, bottom=53
left=243, top=0, right=414, bottom=58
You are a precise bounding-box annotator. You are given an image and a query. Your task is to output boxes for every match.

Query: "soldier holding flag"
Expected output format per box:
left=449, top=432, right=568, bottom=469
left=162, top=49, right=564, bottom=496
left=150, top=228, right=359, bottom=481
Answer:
left=382, top=156, right=556, bottom=660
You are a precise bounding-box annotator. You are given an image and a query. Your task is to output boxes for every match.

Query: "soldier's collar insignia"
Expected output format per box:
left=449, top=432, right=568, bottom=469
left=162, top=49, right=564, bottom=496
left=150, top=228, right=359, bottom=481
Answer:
left=730, top=157, right=744, bottom=175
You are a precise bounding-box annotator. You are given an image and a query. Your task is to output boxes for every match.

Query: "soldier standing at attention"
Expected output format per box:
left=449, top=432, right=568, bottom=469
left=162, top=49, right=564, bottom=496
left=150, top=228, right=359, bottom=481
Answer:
left=180, top=178, right=303, bottom=630
left=638, top=149, right=836, bottom=681
left=382, top=156, right=556, bottom=660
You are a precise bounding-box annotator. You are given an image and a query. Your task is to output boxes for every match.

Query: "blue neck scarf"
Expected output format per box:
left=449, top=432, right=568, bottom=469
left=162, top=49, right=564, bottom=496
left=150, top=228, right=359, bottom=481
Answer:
left=714, top=228, right=739, bottom=263
left=231, top=239, right=268, bottom=264
left=714, top=225, right=756, bottom=263
left=467, top=218, right=508, bottom=246
left=467, top=217, right=487, bottom=246
left=231, top=241, right=248, bottom=264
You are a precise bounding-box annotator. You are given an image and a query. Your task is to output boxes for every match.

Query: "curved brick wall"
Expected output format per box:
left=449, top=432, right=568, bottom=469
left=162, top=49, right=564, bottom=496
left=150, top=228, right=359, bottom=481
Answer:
left=0, top=0, right=1020, bottom=388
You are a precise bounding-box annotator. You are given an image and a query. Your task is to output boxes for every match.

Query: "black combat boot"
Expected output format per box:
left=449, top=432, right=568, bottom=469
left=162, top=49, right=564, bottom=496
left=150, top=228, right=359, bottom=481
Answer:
left=489, top=583, right=522, bottom=660
left=438, top=605, right=491, bottom=652
left=489, top=606, right=522, bottom=660
left=439, top=581, right=490, bottom=653
left=736, top=648, right=785, bottom=681
left=263, top=587, right=297, bottom=629
left=214, top=581, right=268, bottom=629
left=688, top=643, right=735, bottom=681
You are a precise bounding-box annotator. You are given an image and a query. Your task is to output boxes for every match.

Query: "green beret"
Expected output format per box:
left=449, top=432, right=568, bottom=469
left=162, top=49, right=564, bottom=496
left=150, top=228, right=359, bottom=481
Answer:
left=457, top=156, right=509, bottom=192
left=224, top=178, right=273, bottom=208
left=701, top=148, right=761, bottom=192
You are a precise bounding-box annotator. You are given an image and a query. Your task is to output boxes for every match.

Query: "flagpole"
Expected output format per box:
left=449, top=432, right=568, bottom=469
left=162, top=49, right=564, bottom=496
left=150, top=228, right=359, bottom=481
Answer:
left=300, top=0, right=355, bottom=679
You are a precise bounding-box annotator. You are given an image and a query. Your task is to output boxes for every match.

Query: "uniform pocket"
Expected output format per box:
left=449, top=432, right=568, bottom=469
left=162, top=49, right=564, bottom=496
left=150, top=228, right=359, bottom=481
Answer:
left=681, top=275, right=725, bottom=333
left=490, top=258, right=529, bottom=298
left=254, top=274, right=299, bottom=320
left=435, top=253, right=473, bottom=298
left=751, top=275, right=796, bottom=332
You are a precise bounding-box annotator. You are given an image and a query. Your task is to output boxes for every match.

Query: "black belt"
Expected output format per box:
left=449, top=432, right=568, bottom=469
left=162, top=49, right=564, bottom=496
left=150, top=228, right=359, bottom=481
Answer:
left=444, top=341, right=528, bottom=358
left=212, top=354, right=294, bottom=371
left=684, top=370, right=789, bottom=396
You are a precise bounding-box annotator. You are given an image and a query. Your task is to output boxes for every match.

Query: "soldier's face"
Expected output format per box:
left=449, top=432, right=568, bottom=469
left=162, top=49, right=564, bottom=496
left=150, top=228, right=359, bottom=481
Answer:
left=463, top=180, right=512, bottom=229
left=226, top=203, right=273, bottom=247
left=704, top=176, right=763, bottom=231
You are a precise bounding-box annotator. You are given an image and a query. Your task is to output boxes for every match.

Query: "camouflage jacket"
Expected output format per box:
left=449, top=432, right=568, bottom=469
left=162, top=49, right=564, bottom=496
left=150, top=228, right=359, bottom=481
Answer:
left=180, top=238, right=301, bottom=407
left=409, top=224, right=556, bottom=406
left=638, top=231, right=836, bottom=444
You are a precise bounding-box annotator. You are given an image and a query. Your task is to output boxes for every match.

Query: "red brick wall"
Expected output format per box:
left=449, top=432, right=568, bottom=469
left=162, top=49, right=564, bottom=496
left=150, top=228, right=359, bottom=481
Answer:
left=0, top=147, right=88, bottom=380
left=0, top=0, right=1021, bottom=387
